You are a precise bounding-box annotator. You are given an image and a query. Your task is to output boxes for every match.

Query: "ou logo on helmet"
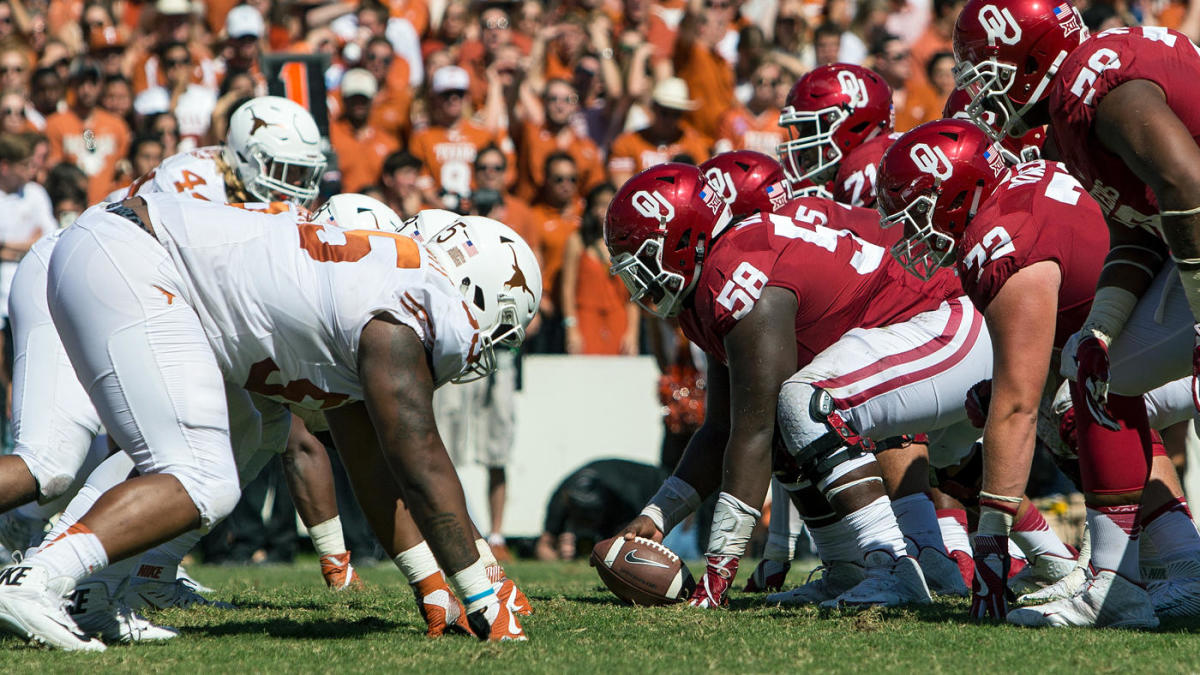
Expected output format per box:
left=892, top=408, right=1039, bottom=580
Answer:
left=979, top=4, right=1022, bottom=46
left=837, top=71, right=868, bottom=108
left=704, top=168, right=738, bottom=204
left=910, top=143, right=953, bottom=181
left=631, top=190, right=676, bottom=222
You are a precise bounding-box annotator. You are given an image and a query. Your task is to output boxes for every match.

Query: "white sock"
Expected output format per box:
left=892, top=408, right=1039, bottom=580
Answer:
left=1088, top=505, right=1141, bottom=580
left=937, top=510, right=971, bottom=555
left=132, top=531, right=203, bottom=583
left=393, top=541, right=439, bottom=584
left=308, top=516, right=348, bottom=558
left=807, top=519, right=861, bottom=564
left=1144, top=507, right=1200, bottom=567
left=1011, top=506, right=1073, bottom=559
left=448, top=557, right=497, bottom=613
left=1007, top=537, right=1028, bottom=563
left=29, top=527, right=108, bottom=581
left=764, top=485, right=802, bottom=562
left=705, top=492, right=761, bottom=557
left=891, top=493, right=944, bottom=555
left=842, top=496, right=909, bottom=562
left=476, top=538, right=503, bottom=584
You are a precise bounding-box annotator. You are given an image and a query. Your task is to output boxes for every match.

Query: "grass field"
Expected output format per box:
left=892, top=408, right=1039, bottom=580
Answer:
left=4, top=556, right=1200, bottom=673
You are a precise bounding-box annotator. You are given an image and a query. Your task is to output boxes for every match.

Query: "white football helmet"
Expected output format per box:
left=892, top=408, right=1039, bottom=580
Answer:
left=422, top=215, right=542, bottom=382
left=312, top=194, right=406, bottom=232
left=226, top=96, right=326, bottom=208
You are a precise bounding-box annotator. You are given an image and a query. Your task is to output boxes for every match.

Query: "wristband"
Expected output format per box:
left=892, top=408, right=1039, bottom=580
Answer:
left=640, top=476, right=701, bottom=534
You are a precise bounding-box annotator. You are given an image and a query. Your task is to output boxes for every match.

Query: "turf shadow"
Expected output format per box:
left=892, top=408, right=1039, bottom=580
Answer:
left=182, top=616, right=409, bottom=640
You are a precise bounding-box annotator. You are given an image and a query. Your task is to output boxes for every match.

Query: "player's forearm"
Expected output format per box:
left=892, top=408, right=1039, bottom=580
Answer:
left=980, top=402, right=1039, bottom=500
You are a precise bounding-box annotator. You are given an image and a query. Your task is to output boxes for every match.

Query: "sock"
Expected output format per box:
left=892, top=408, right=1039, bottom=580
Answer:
left=936, top=508, right=971, bottom=555
left=393, top=541, right=439, bottom=584
left=1011, top=505, right=1073, bottom=560
left=132, top=531, right=203, bottom=583
left=29, top=523, right=108, bottom=581
left=308, top=517, right=348, bottom=558
left=447, top=556, right=497, bottom=613
left=475, top=538, right=504, bottom=584
left=1088, top=504, right=1141, bottom=581
left=487, top=532, right=505, bottom=547
left=891, top=493, right=944, bottom=555
left=807, top=518, right=861, bottom=564
left=705, top=492, right=761, bottom=557
left=1007, top=538, right=1028, bottom=563
left=90, top=557, right=138, bottom=595
left=842, top=495, right=909, bottom=562
left=764, top=492, right=802, bottom=562
left=1143, top=498, right=1200, bottom=569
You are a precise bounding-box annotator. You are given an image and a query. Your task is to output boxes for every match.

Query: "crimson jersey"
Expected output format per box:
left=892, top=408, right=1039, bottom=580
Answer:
left=678, top=201, right=958, bottom=366
left=1050, top=26, right=1200, bottom=238
left=832, top=133, right=900, bottom=208
left=775, top=196, right=895, bottom=248
left=956, top=161, right=1108, bottom=349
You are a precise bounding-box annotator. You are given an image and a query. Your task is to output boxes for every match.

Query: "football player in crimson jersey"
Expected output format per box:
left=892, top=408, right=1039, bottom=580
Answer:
left=0, top=198, right=540, bottom=650
left=777, top=63, right=894, bottom=200
left=877, top=119, right=1200, bottom=627
left=942, top=89, right=1045, bottom=164
left=955, top=0, right=1200, bottom=625
left=830, top=132, right=900, bottom=209
left=606, top=162, right=994, bottom=609
left=700, top=151, right=971, bottom=599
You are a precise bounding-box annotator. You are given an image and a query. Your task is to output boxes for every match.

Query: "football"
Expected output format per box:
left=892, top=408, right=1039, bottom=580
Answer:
left=590, top=536, right=695, bottom=605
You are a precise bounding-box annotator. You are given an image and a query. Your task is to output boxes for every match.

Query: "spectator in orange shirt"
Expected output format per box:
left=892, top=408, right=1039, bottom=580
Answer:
left=330, top=68, right=400, bottom=193
left=870, top=33, right=939, bottom=132
left=673, top=0, right=735, bottom=142
left=908, top=0, right=962, bottom=86
left=607, top=78, right=711, bottom=186
left=44, top=59, right=130, bottom=204
left=219, top=4, right=265, bottom=86
left=473, top=144, right=537, bottom=252
left=408, top=65, right=514, bottom=208
left=514, top=78, right=604, bottom=202
left=528, top=151, right=582, bottom=354
left=561, top=182, right=639, bottom=355
left=358, top=36, right=412, bottom=142
left=925, top=50, right=956, bottom=111
left=716, top=61, right=786, bottom=156
left=459, top=5, right=516, bottom=109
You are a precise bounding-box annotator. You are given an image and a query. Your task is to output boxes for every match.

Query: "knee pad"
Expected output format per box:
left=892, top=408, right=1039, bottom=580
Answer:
left=778, top=381, right=872, bottom=485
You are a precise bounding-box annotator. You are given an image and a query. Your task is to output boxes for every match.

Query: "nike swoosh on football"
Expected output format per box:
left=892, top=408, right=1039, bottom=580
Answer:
left=624, top=550, right=670, bottom=569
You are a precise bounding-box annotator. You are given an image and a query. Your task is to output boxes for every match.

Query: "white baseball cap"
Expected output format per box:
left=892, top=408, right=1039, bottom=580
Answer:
left=341, top=68, right=378, bottom=99
left=651, top=77, right=699, bottom=111
left=226, top=5, right=264, bottom=39
left=156, top=0, right=192, bottom=15
left=431, top=66, right=470, bottom=94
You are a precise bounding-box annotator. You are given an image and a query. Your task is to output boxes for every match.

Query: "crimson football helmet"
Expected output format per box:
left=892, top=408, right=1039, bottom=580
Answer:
left=942, top=89, right=1045, bottom=162
left=953, top=0, right=1087, bottom=140
left=605, top=163, right=734, bottom=318
left=699, top=150, right=789, bottom=220
left=777, top=64, right=893, bottom=195
left=876, top=119, right=1011, bottom=280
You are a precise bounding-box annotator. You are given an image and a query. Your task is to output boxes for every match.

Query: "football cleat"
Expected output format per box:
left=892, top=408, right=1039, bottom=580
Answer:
left=0, top=565, right=106, bottom=651
left=767, top=561, right=865, bottom=605
left=320, top=552, right=364, bottom=591
left=820, top=551, right=932, bottom=608
left=1149, top=558, right=1200, bottom=617
left=411, top=572, right=471, bottom=637
left=1008, top=553, right=1077, bottom=598
left=70, top=581, right=179, bottom=643
left=948, top=550, right=974, bottom=590
left=495, top=576, right=532, bottom=616
left=176, top=565, right=215, bottom=594
left=466, top=592, right=527, bottom=641
left=1008, top=570, right=1158, bottom=628
left=0, top=513, right=45, bottom=557
left=687, top=555, right=739, bottom=609
left=125, top=577, right=234, bottom=611
left=917, top=547, right=969, bottom=597
left=1018, top=565, right=1088, bottom=605
left=744, top=559, right=791, bottom=593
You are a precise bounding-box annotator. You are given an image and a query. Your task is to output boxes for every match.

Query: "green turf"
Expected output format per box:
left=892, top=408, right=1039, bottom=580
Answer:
left=3, top=557, right=1199, bottom=673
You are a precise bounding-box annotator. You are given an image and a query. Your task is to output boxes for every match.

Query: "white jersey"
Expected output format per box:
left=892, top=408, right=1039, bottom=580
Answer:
left=112, top=146, right=232, bottom=203
left=140, top=193, right=481, bottom=410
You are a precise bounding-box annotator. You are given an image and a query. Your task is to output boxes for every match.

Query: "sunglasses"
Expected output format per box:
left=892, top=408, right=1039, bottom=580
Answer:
left=438, top=90, right=466, bottom=99
left=1, top=107, right=21, bottom=116
left=484, top=18, right=510, bottom=29
left=165, top=58, right=190, bottom=67
left=550, top=174, right=578, bottom=184
left=546, top=94, right=578, bottom=104
left=754, top=78, right=780, bottom=87
left=883, top=51, right=910, bottom=61
left=366, top=52, right=393, bottom=62
left=0, top=65, right=24, bottom=75
left=86, top=19, right=107, bottom=28
left=0, top=15, right=12, bottom=24
left=477, top=163, right=505, bottom=172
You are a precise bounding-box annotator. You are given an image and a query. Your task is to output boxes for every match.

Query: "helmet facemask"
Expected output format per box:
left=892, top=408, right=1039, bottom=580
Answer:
left=244, top=146, right=325, bottom=208
left=778, top=105, right=848, bottom=196
left=453, top=295, right=524, bottom=383
left=611, top=237, right=691, bottom=319
left=954, top=50, right=1064, bottom=142
left=880, top=195, right=956, bottom=281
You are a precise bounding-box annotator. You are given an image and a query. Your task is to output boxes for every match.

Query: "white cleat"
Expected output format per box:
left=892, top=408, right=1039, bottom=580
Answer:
left=71, top=582, right=179, bottom=643
left=125, top=577, right=234, bottom=611
left=820, top=551, right=932, bottom=608
left=917, top=547, right=969, bottom=597
left=1009, top=553, right=1078, bottom=598
left=1008, top=570, right=1158, bottom=629
left=176, top=565, right=215, bottom=594
left=0, top=565, right=106, bottom=651
left=766, top=561, right=864, bottom=606
left=1149, top=558, right=1200, bottom=618
left=1018, top=564, right=1087, bottom=605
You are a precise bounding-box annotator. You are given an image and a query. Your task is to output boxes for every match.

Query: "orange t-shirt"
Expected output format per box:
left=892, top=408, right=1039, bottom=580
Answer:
left=894, top=80, right=943, bottom=132
left=493, top=194, right=541, bottom=254
left=909, top=28, right=952, bottom=88
left=330, top=118, right=400, bottom=193
left=607, top=126, right=711, bottom=178
left=575, top=246, right=630, bottom=355
left=45, top=108, right=131, bottom=205
left=408, top=119, right=514, bottom=195
left=676, top=42, right=735, bottom=141
left=387, top=0, right=430, bottom=37
left=715, top=105, right=784, bottom=157
left=530, top=201, right=581, bottom=307
left=515, top=120, right=604, bottom=202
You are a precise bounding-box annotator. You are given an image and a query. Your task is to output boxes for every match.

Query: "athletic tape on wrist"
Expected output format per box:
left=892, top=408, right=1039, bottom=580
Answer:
left=977, top=491, right=1021, bottom=536
left=704, top=492, right=761, bottom=557
left=641, top=476, right=701, bottom=534
left=1081, top=286, right=1138, bottom=345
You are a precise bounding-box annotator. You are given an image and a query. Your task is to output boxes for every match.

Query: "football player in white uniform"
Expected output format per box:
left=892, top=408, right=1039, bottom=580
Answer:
left=0, top=193, right=540, bottom=650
